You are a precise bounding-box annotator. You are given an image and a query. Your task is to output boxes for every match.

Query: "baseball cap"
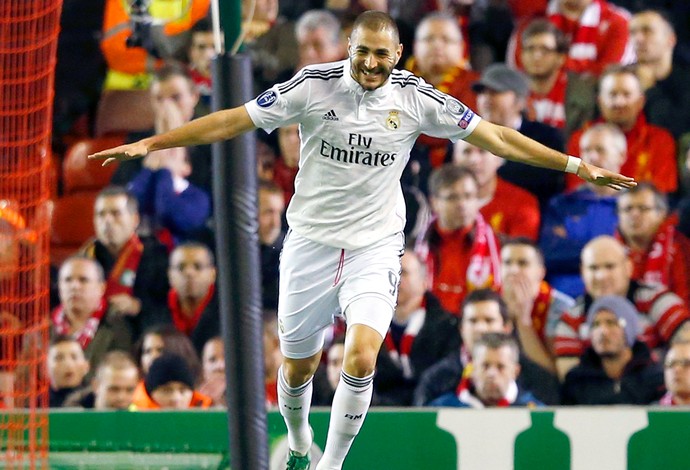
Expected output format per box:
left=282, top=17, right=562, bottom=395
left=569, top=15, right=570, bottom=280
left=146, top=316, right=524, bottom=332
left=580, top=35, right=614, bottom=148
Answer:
left=471, top=63, right=530, bottom=98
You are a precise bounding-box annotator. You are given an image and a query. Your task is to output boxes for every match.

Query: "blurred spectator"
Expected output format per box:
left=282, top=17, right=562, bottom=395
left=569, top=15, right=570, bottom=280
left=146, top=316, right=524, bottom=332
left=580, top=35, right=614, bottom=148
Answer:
left=520, top=18, right=597, bottom=139
left=540, top=123, right=625, bottom=297
left=501, top=238, right=575, bottom=376
left=111, top=65, right=213, bottom=194
left=81, top=186, right=169, bottom=341
left=404, top=13, right=479, bottom=169
left=416, top=165, right=501, bottom=315
left=562, top=295, right=665, bottom=404
left=273, top=124, right=300, bottom=207
left=553, top=236, right=690, bottom=380
left=164, top=242, right=219, bottom=353
left=187, top=18, right=216, bottom=115
left=659, top=338, right=690, bottom=406
left=473, top=63, right=565, bottom=207
left=264, top=314, right=283, bottom=408
left=64, top=350, right=140, bottom=409
left=295, top=9, right=346, bottom=69
left=241, top=0, right=280, bottom=44
left=52, top=256, right=132, bottom=376
left=259, top=182, right=286, bottom=310
left=414, top=289, right=560, bottom=406
left=511, top=0, right=634, bottom=77
left=453, top=139, right=540, bottom=240
left=615, top=183, right=690, bottom=305
left=101, top=0, right=210, bottom=90
left=630, top=10, right=690, bottom=139
left=128, top=137, right=211, bottom=247
left=567, top=65, right=678, bottom=194
left=313, top=335, right=345, bottom=406
left=198, top=336, right=226, bottom=406
left=47, top=336, right=90, bottom=407
left=132, top=353, right=212, bottom=409
left=429, top=332, right=544, bottom=408
left=373, top=249, right=460, bottom=406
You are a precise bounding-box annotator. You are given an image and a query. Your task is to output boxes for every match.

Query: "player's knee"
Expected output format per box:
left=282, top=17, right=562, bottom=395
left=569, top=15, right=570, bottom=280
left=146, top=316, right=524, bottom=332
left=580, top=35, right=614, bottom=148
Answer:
left=282, top=355, right=320, bottom=387
left=343, top=344, right=377, bottom=377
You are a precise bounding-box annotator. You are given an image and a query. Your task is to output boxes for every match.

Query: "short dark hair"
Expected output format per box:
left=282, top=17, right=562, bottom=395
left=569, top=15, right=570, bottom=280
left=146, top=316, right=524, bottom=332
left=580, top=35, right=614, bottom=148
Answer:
left=171, top=241, right=216, bottom=267
left=50, top=334, right=81, bottom=348
left=428, top=164, right=478, bottom=197
left=351, top=10, right=399, bottom=45
left=153, top=62, right=195, bottom=91
left=501, top=237, right=545, bottom=265
left=462, top=288, right=509, bottom=324
left=191, top=17, right=213, bottom=34
left=521, top=18, right=569, bottom=54
left=472, top=332, right=520, bottom=361
left=96, top=185, right=139, bottom=215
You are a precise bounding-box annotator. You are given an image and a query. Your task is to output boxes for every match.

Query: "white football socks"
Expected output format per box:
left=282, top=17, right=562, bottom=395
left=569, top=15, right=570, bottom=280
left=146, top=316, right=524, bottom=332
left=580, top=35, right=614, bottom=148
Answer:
left=316, top=370, right=374, bottom=470
left=277, top=365, right=313, bottom=456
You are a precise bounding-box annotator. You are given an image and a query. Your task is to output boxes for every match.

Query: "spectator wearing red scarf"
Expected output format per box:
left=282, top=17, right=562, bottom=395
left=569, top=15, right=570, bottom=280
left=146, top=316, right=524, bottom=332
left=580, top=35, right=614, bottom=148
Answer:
left=615, top=183, right=690, bottom=306
left=165, top=242, right=219, bottom=355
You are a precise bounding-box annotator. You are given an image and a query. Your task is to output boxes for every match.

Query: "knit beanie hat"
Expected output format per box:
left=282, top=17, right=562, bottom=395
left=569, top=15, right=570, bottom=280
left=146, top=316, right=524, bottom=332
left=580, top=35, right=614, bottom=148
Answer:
left=586, top=295, right=640, bottom=347
left=145, top=353, right=195, bottom=395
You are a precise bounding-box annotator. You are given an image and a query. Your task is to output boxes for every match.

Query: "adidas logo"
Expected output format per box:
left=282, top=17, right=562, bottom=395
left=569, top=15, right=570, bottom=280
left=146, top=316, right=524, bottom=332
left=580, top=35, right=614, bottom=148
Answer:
left=322, top=109, right=339, bottom=121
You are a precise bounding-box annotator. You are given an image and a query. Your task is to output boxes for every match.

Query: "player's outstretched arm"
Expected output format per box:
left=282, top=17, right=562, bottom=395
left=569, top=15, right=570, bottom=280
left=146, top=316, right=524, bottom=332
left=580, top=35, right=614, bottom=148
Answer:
left=465, top=120, right=636, bottom=190
left=88, top=106, right=257, bottom=166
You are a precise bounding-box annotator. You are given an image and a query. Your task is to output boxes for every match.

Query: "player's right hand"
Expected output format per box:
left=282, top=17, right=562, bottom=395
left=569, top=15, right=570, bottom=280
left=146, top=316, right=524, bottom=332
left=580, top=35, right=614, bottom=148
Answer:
left=88, top=141, right=150, bottom=167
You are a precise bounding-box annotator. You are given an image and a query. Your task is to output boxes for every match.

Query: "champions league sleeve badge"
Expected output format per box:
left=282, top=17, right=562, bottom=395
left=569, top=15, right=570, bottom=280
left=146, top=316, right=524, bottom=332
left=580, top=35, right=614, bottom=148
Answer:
left=385, top=111, right=401, bottom=130
left=256, top=89, right=278, bottom=108
left=444, top=98, right=466, bottom=117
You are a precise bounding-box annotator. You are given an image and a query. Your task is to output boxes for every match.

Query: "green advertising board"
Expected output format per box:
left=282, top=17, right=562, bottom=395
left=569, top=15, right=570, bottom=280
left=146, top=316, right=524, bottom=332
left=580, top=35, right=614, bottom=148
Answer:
left=8, top=407, right=690, bottom=469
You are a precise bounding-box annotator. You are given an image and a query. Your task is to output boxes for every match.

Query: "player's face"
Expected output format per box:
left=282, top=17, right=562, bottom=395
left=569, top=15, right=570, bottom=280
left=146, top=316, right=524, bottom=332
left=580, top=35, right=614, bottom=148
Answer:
left=461, top=300, right=508, bottom=352
left=94, top=367, right=139, bottom=410
left=168, top=247, right=216, bottom=301
left=590, top=310, right=628, bottom=358
left=664, top=343, right=690, bottom=399
left=348, top=26, right=402, bottom=91
left=520, top=32, right=565, bottom=79
left=579, top=129, right=624, bottom=172
left=598, top=73, right=645, bottom=129
left=413, top=19, right=463, bottom=76
left=472, top=345, right=520, bottom=405
left=617, top=189, right=665, bottom=242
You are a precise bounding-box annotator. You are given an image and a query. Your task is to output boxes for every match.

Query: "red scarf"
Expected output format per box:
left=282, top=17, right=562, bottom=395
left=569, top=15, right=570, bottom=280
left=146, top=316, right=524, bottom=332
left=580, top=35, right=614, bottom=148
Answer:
left=167, top=284, right=215, bottom=335
left=548, top=0, right=602, bottom=73
left=51, top=299, right=107, bottom=349
left=383, top=307, right=426, bottom=379
left=527, top=70, right=567, bottom=129
left=531, top=281, right=554, bottom=343
left=466, top=214, right=502, bottom=292
left=617, top=219, right=675, bottom=288
left=85, top=235, right=144, bottom=298
left=455, top=373, right=518, bottom=408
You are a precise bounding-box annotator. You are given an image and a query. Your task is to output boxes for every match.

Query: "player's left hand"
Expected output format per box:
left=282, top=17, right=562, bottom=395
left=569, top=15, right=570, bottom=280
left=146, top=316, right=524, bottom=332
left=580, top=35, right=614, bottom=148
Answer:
left=577, top=160, right=637, bottom=190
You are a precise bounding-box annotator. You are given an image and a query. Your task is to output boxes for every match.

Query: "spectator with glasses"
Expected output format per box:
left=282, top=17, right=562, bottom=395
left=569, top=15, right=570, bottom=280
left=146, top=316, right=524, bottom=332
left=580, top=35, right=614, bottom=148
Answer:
left=659, top=338, right=690, bottom=406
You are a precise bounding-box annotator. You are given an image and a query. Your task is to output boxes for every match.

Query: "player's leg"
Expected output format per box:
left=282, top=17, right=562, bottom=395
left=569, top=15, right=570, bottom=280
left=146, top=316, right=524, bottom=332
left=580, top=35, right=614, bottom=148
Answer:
left=315, top=307, right=388, bottom=470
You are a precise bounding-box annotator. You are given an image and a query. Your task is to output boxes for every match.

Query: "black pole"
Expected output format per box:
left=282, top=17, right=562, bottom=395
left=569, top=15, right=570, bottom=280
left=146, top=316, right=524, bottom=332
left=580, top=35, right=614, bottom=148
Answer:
left=211, top=52, right=268, bottom=470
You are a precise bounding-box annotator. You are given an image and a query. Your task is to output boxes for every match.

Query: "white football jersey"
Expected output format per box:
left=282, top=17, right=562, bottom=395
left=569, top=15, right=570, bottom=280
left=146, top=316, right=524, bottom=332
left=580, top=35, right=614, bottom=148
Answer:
left=245, top=59, right=481, bottom=249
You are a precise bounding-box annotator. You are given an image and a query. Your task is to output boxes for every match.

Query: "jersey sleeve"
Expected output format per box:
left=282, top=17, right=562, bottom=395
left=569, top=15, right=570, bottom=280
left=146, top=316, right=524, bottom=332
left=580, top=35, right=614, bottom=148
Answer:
left=244, top=70, right=310, bottom=133
left=414, top=79, right=482, bottom=142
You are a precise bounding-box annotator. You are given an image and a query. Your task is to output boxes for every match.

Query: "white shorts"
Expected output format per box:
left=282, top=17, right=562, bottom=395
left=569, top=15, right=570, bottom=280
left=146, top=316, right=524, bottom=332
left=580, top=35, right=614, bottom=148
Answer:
left=277, top=230, right=404, bottom=359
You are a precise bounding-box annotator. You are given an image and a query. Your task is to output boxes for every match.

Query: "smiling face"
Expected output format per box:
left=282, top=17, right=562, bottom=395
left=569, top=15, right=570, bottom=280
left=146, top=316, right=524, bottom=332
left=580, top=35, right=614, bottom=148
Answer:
left=348, top=24, right=402, bottom=91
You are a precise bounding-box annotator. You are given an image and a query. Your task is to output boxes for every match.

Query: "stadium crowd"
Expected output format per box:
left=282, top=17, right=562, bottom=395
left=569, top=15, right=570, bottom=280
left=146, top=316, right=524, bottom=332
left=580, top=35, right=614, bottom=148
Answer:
left=3, top=0, right=690, bottom=412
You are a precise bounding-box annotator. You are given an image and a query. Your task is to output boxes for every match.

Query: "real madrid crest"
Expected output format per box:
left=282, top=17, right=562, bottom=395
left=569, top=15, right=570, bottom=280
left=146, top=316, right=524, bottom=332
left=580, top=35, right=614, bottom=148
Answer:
left=385, top=111, right=401, bottom=130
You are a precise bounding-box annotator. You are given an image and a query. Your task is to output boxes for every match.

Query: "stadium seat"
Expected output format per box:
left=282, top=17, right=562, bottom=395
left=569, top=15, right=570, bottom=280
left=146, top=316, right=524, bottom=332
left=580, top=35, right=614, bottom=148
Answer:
left=94, top=89, right=155, bottom=137
left=62, top=135, right=124, bottom=194
left=50, top=192, right=97, bottom=266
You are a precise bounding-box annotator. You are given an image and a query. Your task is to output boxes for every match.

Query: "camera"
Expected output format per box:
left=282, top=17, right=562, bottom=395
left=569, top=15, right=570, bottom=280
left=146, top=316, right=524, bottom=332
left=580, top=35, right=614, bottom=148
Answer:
left=125, top=0, right=160, bottom=58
